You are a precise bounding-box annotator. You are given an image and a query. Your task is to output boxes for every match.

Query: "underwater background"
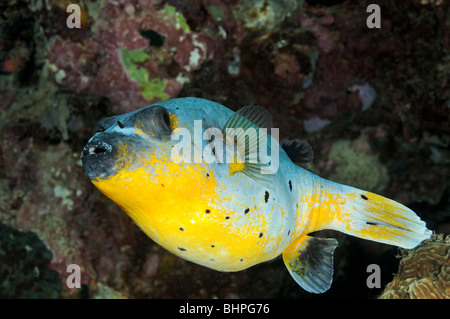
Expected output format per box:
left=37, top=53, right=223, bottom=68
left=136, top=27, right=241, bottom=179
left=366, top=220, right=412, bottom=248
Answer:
left=0, top=0, right=448, bottom=299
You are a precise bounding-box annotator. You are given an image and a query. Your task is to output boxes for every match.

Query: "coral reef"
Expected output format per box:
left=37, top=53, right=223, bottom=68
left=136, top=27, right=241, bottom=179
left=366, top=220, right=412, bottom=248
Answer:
left=328, top=138, right=390, bottom=193
left=0, top=221, right=61, bottom=298
left=233, top=0, right=304, bottom=37
left=45, top=0, right=212, bottom=113
left=380, top=234, right=450, bottom=299
left=0, top=0, right=448, bottom=299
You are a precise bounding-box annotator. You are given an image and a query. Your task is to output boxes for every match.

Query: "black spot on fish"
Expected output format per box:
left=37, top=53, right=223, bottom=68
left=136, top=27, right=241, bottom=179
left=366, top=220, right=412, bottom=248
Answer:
left=179, top=227, right=184, bottom=231
left=287, top=230, right=291, bottom=235
left=361, top=194, right=368, bottom=200
left=178, top=247, right=187, bottom=251
left=366, top=221, right=377, bottom=225
left=259, top=232, right=263, bottom=238
left=289, top=180, right=292, bottom=192
left=264, top=191, right=269, bottom=203
left=117, top=121, right=124, bottom=129
left=244, top=208, right=250, bottom=214
left=206, top=173, right=210, bottom=178
left=240, top=258, right=244, bottom=262
left=225, top=216, right=230, bottom=220
left=205, top=209, right=210, bottom=214
left=211, top=245, right=215, bottom=248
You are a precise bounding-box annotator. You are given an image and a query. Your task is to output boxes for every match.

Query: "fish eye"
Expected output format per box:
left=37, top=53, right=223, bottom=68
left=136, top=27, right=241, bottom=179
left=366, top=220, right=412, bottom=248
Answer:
left=133, top=105, right=174, bottom=137
left=150, top=106, right=173, bottom=137
left=159, top=109, right=171, bottom=132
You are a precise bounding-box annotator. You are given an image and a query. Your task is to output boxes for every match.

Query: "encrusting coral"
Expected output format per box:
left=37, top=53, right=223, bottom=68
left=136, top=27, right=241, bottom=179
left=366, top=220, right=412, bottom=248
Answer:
left=380, top=234, right=450, bottom=299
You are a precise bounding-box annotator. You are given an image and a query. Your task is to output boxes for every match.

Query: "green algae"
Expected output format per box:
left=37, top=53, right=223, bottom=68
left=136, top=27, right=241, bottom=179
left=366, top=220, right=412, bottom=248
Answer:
left=165, top=4, right=190, bottom=32
left=121, top=48, right=169, bottom=102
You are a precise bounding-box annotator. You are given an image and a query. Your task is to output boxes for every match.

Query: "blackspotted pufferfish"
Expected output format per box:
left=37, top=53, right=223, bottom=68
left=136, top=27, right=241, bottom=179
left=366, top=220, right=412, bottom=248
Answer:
left=81, top=97, right=431, bottom=293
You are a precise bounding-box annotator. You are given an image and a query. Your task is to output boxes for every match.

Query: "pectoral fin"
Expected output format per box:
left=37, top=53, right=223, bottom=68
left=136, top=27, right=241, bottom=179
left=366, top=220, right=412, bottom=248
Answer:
left=223, top=105, right=275, bottom=180
left=282, top=234, right=338, bottom=294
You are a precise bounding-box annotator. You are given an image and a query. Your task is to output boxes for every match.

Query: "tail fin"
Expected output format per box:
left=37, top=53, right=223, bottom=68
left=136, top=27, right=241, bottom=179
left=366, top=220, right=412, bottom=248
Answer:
left=314, top=179, right=432, bottom=249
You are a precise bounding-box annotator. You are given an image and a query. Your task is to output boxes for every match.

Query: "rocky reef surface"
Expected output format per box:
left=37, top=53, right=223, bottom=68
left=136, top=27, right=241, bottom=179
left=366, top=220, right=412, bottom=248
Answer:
left=0, top=0, right=448, bottom=298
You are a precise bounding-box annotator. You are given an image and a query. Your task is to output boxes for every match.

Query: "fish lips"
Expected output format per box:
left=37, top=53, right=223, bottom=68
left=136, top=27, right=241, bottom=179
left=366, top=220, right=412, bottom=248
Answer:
left=81, top=137, right=117, bottom=180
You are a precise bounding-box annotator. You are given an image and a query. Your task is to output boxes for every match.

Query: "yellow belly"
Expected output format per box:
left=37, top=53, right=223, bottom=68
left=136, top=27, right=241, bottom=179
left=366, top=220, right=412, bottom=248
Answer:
left=92, top=148, right=274, bottom=271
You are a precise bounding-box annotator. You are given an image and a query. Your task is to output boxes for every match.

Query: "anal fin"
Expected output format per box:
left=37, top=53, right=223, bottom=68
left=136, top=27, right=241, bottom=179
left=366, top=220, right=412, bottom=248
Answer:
left=282, top=235, right=338, bottom=294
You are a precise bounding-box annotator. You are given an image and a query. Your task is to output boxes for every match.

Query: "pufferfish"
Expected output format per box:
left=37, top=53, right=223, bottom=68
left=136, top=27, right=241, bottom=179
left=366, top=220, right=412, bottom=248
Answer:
left=81, top=97, right=431, bottom=293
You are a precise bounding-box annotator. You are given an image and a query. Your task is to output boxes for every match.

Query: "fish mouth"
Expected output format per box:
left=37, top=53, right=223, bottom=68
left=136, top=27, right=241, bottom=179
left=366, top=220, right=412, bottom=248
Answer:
left=82, top=141, right=113, bottom=157
left=81, top=140, right=116, bottom=180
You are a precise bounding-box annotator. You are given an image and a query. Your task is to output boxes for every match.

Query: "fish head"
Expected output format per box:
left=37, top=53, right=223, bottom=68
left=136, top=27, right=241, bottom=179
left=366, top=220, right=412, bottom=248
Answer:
left=81, top=97, right=232, bottom=180
left=80, top=98, right=232, bottom=240
left=81, top=104, right=175, bottom=180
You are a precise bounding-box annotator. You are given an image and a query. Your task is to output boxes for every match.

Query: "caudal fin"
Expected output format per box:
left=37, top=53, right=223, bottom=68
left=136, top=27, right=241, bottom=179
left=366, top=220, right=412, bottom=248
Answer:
left=316, top=180, right=432, bottom=249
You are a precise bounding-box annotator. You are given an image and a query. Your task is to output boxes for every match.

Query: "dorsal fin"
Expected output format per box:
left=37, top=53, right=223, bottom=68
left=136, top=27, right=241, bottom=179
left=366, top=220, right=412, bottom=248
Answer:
left=281, top=139, right=314, bottom=164
left=222, top=105, right=276, bottom=180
